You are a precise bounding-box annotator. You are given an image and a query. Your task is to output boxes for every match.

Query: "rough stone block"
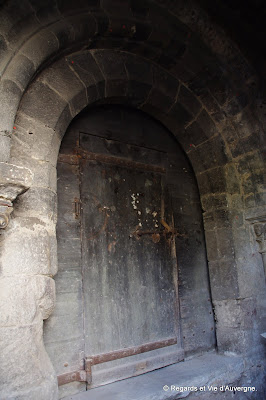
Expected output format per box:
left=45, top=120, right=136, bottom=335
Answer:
left=216, top=228, right=235, bottom=259
left=232, top=226, right=253, bottom=260
left=125, top=56, right=152, bottom=85
left=237, top=255, right=265, bottom=298
left=127, top=80, right=151, bottom=105
left=183, top=120, right=209, bottom=148
left=12, top=110, right=61, bottom=164
left=0, top=132, right=11, bottom=162
left=214, top=208, right=231, bottom=229
left=66, top=51, right=104, bottom=98
left=19, top=80, right=69, bottom=130
left=28, top=0, right=61, bottom=24
left=168, top=101, right=193, bottom=128
left=1, top=217, right=57, bottom=276
left=196, top=109, right=217, bottom=138
left=48, top=18, right=75, bottom=49
left=130, top=0, right=149, bottom=17
left=255, top=190, right=266, bottom=207
left=214, top=297, right=263, bottom=354
left=0, top=322, right=58, bottom=400
left=54, top=104, right=73, bottom=138
left=56, top=0, right=89, bottom=14
left=9, top=144, right=57, bottom=191
left=236, top=151, right=263, bottom=176
left=223, top=94, right=249, bottom=117
left=196, top=166, right=227, bottom=196
left=0, top=275, right=55, bottom=325
left=230, top=133, right=261, bottom=158
left=224, top=164, right=241, bottom=194
left=197, top=88, right=222, bottom=115
left=100, top=0, right=131, bottom=17
left=0, top=162, right=33, bottom=200
left=208, top=259, right=239, bottom=300
left=201, top=193, right=229, bottom=212
left=14, top=187, right=57, bottom=222
left=170, top=58, right=196, bottom=83
left=187, top=135, right=228, bottom=172
left=65, top=13, right=98, bottom=44
left=41, top=58, right=87, bottom=117
left=207, top=74, right=233, bottom=106
left=146, top=87, right=174, bottom=113
left=4, top=54, right=35, bottom=91
left=105, top=78, right=128, bottom=98
left=129, top=20, right=152, bottom=41
left=20, top=29, right=59, bottom=69
left=158, top=39, right=186, bottom=70
left=178, top=85, right=201, bottom=116
left=0, top=33, right=8, bottom=70
left=241, top=170, right=264, bottom=195
left=0, top=0, right=40, bottom=46
left=0, top=79, right=22, bottom=132
left=92, top=49, right=127, bottom=81
left=152, top=64, right=179, bottom=100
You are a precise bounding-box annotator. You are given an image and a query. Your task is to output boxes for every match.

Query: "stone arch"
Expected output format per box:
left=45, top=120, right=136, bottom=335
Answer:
left=11, top=49, right=231, bottom=197
left=0, top=0, right=258, bottom=163
left=7, top=48, right=264, bottom=330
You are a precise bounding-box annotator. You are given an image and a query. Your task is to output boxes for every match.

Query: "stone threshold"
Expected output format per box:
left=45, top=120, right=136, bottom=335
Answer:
left=63, top=352, right=244, bottom=400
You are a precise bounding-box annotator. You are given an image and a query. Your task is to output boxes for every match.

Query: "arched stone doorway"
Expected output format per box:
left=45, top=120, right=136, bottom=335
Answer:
left=44, top=105, right=215, bottom=398
left=0, top=11, right=265, bottom=394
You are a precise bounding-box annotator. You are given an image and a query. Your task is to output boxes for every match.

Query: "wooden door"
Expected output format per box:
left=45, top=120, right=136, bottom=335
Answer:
left=79, top=132, right=184, bottom=388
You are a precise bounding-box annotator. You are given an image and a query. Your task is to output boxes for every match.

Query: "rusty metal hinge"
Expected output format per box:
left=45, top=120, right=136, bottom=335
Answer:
left=58, top=337, right=177, bottom=386
left=73, top=198, right=81, bottom=219
left=57, top=359, right=92, bottom=386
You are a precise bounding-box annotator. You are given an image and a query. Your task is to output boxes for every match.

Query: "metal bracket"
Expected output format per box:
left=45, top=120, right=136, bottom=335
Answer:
left=57, top=359, right=92, bottom=386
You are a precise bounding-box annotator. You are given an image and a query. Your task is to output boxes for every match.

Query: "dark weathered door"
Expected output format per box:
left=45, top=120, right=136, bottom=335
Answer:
left=79, top=132, right=183, bottom=388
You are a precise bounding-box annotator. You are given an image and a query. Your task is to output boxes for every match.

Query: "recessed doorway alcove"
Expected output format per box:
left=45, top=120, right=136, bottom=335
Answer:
left=43, top=105, right=216, bottom=399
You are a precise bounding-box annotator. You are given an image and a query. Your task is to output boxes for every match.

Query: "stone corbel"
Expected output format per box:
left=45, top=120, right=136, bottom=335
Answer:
left=0, top=162, right=33, bottom=229
left=253, top=222, right=266, bottom=255
left=246, top=213, right=266, bottom=277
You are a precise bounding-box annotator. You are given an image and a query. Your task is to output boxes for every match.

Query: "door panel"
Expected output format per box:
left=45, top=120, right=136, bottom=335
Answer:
left=80, top=133, right=183, bottom=388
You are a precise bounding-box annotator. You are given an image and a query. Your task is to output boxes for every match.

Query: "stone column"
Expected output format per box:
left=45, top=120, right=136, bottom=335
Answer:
left=0, top=163, right=58, bottom=400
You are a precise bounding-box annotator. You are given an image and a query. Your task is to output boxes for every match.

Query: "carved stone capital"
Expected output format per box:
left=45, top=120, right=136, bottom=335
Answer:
left=253, top=223, right=266, bottom=254
left=0, top=163, right=33, bottom=229
left=247, top=214, right=266, bottom=254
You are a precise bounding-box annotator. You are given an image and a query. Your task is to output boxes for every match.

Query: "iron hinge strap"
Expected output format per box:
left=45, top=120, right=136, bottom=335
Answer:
left=57, top=369, right=87, bottom=386
left=57, top=359, right=92, bottom=386
left=58, top=337, right=177, bottom=386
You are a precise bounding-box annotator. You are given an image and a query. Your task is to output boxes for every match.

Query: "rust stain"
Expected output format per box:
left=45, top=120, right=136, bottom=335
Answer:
left=152, top=233, right=160, bottom=243
left=108, top=241, right=117, bottom=253
left=87, top=337, right=177, bottom=365
left=87, top=209, right=110, bottom=240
